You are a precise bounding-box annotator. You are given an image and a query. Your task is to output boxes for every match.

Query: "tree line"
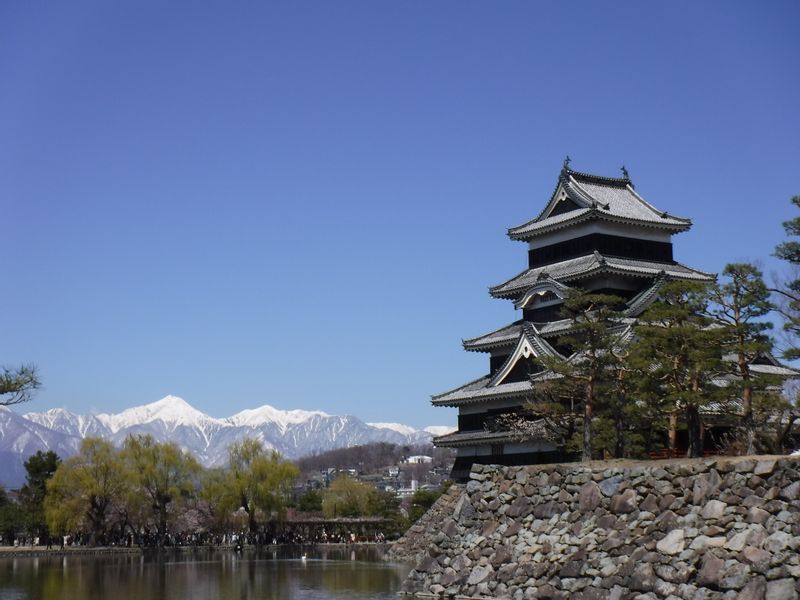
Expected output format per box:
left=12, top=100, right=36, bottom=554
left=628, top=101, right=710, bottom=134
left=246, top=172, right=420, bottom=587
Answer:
left=1, top=435, right=446, bottom=547
left=500, top=195, right=800, bottom=461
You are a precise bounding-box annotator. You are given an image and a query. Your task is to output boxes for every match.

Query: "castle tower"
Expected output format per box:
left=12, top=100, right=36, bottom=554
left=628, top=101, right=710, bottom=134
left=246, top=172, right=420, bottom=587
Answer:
left=432, top=162, right=715, bottom=480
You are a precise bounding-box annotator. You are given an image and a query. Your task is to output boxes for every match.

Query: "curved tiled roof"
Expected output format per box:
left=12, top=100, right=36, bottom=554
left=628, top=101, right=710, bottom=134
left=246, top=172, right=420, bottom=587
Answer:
left=490, top=253, right=714, bottom=300
left=624, top=273, right=668, bottom=316
left=436, top=324, right=563, bottom=406
left=431, top=377, right=533, bottom=407
left=514, top=277, right=573, bottom=310
left=432, top=429, right=524, bottom=448
left=508, top=168, right=691, bottom=241
left=463, top=321, right=523, bottom=352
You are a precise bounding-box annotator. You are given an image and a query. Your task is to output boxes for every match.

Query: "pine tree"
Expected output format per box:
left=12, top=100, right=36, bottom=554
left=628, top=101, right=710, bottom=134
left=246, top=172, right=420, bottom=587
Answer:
left=19, top=450, right=60, bottom=539
left=707, top=263, right=775, bottom=454
left=628, top=280, right=727, bottom=458
left=773, top=195, right=800, bottom=359
left=544, top=290, right=626, bottom=462
left=0, top=364, right=40, bottom=406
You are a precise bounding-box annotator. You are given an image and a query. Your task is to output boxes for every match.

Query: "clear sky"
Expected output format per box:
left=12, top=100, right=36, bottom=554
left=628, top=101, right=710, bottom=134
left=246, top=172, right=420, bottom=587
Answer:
left=2, top=1, right=798, bottom=428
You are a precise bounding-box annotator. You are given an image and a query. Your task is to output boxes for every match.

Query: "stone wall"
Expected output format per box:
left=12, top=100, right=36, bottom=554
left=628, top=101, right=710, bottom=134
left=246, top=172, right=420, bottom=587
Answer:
left=387, top=484, right=464, bottom=565
left=400, top=456, right=800, bottom=599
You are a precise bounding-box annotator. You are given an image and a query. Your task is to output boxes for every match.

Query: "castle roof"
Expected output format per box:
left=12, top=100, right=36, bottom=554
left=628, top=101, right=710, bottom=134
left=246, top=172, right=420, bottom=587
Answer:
left=490, top=252, right=713, bottom=300
left=508, top=167, right=692, bottom=241
left=463, top=321, right=524, bottom=352
left=436, top=324, right=559, bottom=406
left=463, top=280, right=667, bottom=354
left=431, top=376, right=534, bottom=407
left=432, top=428, right=540, bottom=448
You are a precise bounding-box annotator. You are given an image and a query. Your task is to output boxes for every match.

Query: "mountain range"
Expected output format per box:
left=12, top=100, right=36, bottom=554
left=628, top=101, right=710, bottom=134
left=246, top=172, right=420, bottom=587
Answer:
left=0, top=395, right=454, bottom=488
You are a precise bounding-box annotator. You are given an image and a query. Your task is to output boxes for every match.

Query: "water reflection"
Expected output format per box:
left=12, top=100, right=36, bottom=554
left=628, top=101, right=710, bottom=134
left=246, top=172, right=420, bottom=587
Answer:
left=0, top=547, right=410, bottom=600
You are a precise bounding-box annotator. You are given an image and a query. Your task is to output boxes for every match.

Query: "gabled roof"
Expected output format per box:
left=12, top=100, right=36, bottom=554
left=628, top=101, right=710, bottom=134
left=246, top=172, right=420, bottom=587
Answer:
left=435, top=325, right=560, bottom=406
left=488, top=323, right=559, bottom=387
left=508, top=166, right=692, bottom=241
left=513, top=276, right=573, bottom=310
left=490, top=252, right=714, bottom=300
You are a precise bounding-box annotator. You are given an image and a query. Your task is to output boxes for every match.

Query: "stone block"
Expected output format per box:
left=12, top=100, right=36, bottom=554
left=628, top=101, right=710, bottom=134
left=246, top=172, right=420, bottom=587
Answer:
left=656, top=529, right=686, bottom=555
left=693, top=469, right=722, bottom=504
left=466, top=564, right=493, bottom=585
left=701, top=499, right=727, bottom=519
left=742, top=545, right=771, bottom=566
left=719, top=560, right=750, bottom=590
left=739, top=576, right=767, bottom=600
left=766, top=579, right=798, bottom=600
left=696, top=553, right=724, bottom=587
left=747, top=506, right=770, bottom=525
left=610, top=488, right=637, bottom=513
left=780, top=481, right=800, bottom=501
left=579, top=481, right=602, bottom=512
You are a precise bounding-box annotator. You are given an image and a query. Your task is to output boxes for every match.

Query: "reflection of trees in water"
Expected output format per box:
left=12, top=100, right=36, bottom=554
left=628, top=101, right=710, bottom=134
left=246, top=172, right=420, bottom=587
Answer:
left=0, top=550, right=408, bottom=600
left=319, top=561, right=401, bottom=594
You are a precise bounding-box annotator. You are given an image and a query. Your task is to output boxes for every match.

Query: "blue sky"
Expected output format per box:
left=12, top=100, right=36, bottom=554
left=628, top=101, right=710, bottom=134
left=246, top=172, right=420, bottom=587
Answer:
left=2, top=2, right=798, bottom=428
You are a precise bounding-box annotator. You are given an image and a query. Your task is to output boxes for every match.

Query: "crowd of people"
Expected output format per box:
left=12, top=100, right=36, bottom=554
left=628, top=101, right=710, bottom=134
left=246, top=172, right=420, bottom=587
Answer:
left=2, top=527, right=389, bottom=549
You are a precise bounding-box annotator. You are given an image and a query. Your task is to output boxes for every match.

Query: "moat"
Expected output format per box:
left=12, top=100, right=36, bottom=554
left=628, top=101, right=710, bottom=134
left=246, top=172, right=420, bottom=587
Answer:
left=0, top=546, right=410, bottom=600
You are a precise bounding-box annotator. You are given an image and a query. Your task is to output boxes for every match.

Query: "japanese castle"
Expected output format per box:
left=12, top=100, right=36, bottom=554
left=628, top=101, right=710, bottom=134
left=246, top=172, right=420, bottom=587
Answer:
left=432, top=161, right=716, bottom=480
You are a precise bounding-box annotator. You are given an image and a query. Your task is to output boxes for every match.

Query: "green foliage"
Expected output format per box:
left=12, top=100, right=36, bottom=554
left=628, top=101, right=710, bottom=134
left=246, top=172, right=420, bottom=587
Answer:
left=198, top=467, right=231, bottom=529
left=366, top=488, right=400, bottom=519
left=296, top=489, right=323, bottom=512
left=0, top=364, right=40, bottom=406
left=407, top=489, right=441, bottom=524
left=545, top=290, right=627, bottom=461
left=773, top=195, right=800, bottom=360
left=751, top=384, right=800, bottom=453
left=708, top=263, right=776, bottom=453
left=628, top=280, right=728, bottom=457
left=44, top=438, right=130, bottom=542
left=321, top=475, right=378, bottom=518
left=0, top=487, right=24, bottom=544
left=19, top=450, right=60, bottom=536
left=207, top=438, right=299, bottom=532
left=121, top=435, right=200, bottom=536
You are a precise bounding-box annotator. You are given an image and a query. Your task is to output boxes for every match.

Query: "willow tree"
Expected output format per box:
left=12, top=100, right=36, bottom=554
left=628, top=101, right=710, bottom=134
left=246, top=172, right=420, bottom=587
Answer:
left=45, top=438, right=129, bottom=544
left=322, top=474, right=378, bottom=518
left=122, top=435, right=200, bottom=538
left=210, top=438, right=298, bottom=533
left=628, top=280, right=727, bottom=458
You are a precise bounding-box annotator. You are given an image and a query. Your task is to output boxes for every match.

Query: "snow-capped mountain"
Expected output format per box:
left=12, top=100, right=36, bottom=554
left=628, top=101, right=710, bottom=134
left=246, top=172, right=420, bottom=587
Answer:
left=96, top=395, right=228, bottom=433
left=0, top=407, right=83, bottom=487
left=228, top=405, right=330, bottom=431
left=0, top=396, right=454, bottom=488
left=368, top=422, right=418, bottom=436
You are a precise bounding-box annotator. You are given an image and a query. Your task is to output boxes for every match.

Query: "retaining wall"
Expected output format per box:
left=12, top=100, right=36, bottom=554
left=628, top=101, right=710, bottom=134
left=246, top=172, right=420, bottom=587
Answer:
left=400, top=455, right=800, bottom=599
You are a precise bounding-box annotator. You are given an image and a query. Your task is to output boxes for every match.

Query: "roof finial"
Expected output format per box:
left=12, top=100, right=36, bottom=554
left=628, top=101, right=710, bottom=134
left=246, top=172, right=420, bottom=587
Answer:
left=621, top=165, right=629, bottom=180
left=563, top=155, right=571, bottom=170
